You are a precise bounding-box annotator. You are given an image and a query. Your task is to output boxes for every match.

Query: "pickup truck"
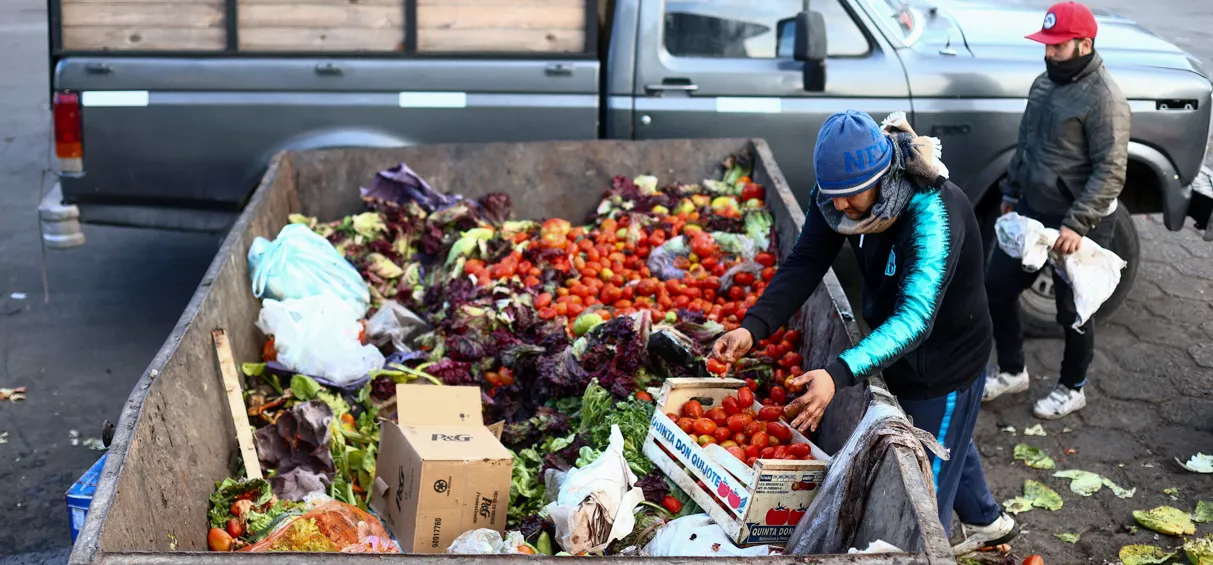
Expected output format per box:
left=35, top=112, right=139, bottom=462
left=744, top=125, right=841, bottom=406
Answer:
left=43, top=0, right=1213, bottom=335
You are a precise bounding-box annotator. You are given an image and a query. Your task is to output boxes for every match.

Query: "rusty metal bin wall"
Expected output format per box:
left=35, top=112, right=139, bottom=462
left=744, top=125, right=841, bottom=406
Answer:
left=69, top=139, right=953, bottom=565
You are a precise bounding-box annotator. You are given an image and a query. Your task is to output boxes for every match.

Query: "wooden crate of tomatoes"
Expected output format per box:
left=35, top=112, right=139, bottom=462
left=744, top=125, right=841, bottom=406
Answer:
left=643, top=378, right=830, bottom=547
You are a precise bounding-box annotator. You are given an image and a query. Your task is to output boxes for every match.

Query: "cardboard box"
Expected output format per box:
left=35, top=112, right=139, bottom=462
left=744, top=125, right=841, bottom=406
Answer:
left=66, top=453, right=107, bottom=544
left=642, top=378, right=831, bottom=547
left=371, top=385, right=513, bottom=554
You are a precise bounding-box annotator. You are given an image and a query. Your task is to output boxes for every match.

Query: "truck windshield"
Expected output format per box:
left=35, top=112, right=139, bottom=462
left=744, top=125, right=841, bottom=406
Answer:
left=863, top=0, right=923, bottom=45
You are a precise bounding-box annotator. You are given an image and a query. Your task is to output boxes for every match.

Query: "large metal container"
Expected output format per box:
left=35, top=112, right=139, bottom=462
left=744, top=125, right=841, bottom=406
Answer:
left=69, top=139, right=953, bottom=564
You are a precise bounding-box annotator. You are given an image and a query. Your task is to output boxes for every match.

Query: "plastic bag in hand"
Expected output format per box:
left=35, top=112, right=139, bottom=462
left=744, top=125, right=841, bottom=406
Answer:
left=545, top=425, right=646, bottom=554
left=995, top=213, right=1127, bottom=330
left=256, top=295, right=385, bottom=388
left=249, top=224, right=370, bottom=313
left=642, top=514, right=778, bottom=557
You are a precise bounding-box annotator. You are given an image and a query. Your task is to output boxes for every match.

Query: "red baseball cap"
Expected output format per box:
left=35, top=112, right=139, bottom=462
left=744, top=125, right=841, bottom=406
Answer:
left=1026, top=1, right=1098, bottom=45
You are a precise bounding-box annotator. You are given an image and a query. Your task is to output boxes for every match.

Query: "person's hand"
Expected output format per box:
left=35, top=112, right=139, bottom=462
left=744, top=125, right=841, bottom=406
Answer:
left=783, top=369, right=836, bottom=433
left=1053, top=226, right=1082, bottom=255
left=711, top=329, right=753, bottom=365
left=1000, top=201, right=1014, bottom=216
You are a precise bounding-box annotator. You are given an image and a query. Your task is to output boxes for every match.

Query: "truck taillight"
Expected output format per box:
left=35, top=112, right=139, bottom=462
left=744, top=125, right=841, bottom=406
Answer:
left=53, top=91, right=83, bottom=173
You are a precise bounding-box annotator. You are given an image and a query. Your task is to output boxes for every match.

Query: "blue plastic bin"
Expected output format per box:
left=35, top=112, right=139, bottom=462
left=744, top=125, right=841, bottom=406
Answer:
left=66, top=453, right=107, bottom=544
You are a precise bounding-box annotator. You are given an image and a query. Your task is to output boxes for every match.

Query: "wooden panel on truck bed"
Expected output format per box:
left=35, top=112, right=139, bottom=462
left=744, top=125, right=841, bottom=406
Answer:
left=417, top=0, right=587, bottom=53
left=60, top=0, right=226, bottom=51
left=237, top=0, right=405, bottom=51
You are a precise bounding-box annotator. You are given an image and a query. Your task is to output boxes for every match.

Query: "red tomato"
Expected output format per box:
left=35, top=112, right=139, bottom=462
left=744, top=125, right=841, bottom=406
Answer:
left=706, top=408, right=729, bottom=427
left=734, top=272, right=755, bottom=286
left=788, top=443, right=811, bottom=459
left=737, top=387, right=754, bottom=408
left=771, top=328, right=786, bottom=342
left=721, top=396, right=740, bottom=416
left=746, top=456, right=759, bottom=467
left=1023, top=556, right=1044, bottom=565
left=676, top=417, right=695, bottom=434
left=759, top=447, right=776, bottom=459
left=751, top=431, right=770, bottom=451
left=682, top=400, right=704, bottom=419
left=758, top=406, right=782, bottom=422
left=744, top=444, right=760, bottom=458
left=780, top=351, right=803, bottom=369
left=726, top=446, right=746, bottom=461
left=755, top=252, right=776, bottom=268
left=728, top=286, right=745, bottom=300
left=692, top=418, right=717, bottom=435
left=727, top=414, right=752, bottom=433
left=767, top=422, right=793, bottom=443
left=784, top=330, right=801, bottom=344
left=713, top=427, right=733, bottom=442
left=706, top=357, right=728, bottom=376
left=661, top=495, right=683, bottom=515
left=744, top=378, right=759, bottom=392
left=733, top=432, right=747, bottom=445
left=769, top=386, right=788, bottom=405
left=772, top=446, right=790, bottom=459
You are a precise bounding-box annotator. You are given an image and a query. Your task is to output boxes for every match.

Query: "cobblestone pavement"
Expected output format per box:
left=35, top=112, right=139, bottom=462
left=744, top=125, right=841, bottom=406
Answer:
left=974, top=214, right=1213, bottom=563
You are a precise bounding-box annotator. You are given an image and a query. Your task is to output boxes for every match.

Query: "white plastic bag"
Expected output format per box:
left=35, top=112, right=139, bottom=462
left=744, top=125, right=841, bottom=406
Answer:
left=447, top=529, right=529, bottom=555
left=545, top=425, right=646, bottom=555
left=642, top=514, right=778, bottom=557
left=995, top=213, right=1127, bottom=330
left=249, top=223, right=370, bottom=312
left=256, top=295, right=385, bottom=387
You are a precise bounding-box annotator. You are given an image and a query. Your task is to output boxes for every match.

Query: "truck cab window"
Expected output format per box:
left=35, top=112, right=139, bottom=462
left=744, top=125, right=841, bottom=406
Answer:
left=663, top=0, right=870, bottom=59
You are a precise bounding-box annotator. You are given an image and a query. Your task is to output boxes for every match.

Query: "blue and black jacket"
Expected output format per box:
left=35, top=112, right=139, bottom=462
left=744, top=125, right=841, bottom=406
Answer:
left=741, top=180, right=992, bottom=400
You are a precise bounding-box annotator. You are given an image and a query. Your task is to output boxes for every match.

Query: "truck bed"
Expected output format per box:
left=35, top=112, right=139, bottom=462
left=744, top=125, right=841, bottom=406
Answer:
left=68, top=138, right=953, bottom=564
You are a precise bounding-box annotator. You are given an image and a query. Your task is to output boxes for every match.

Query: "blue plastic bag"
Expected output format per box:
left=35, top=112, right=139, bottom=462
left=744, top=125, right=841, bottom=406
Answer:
left=249, top=224, right=370, bottom=313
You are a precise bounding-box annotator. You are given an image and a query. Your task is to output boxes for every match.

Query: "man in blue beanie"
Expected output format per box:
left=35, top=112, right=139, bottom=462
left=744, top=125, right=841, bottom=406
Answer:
left=711, top=110, right=1015, bottom=553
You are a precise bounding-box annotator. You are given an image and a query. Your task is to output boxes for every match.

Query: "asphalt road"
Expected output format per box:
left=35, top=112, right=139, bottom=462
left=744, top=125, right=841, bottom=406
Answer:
left=0, top=0, right=1210, bottom=562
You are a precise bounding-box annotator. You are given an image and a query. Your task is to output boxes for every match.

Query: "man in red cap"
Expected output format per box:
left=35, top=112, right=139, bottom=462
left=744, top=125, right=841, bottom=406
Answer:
left=983, top=1, right=1130, bottom=420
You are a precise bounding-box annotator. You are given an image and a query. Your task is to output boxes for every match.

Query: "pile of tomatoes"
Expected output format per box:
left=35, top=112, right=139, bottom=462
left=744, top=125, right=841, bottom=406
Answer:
left=664, top=382, right=815, bottom=469
left=460, top=180, right=779, bottom=338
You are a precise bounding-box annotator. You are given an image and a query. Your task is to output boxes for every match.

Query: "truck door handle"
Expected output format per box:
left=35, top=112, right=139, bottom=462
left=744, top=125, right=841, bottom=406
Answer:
left=314, top=62, right=344, bottom=76
left=86, top=62, right=114, bottom=75
left=545, top=64, right=573, bottom=77
left=645, top=83, right=699, bottom=93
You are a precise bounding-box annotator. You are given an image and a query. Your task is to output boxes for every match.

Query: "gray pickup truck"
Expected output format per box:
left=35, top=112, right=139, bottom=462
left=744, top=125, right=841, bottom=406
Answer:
left=44, top=0, right=1213, bottom=334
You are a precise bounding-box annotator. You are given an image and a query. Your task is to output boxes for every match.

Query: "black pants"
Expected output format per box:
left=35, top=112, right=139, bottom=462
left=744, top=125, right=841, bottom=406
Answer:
left=985, top=201, right=1118, bottom=389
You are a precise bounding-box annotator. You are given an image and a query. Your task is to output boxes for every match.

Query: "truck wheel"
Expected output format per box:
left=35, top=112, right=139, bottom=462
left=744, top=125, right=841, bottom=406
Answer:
left=1017, top=209, right=1139, bottom=338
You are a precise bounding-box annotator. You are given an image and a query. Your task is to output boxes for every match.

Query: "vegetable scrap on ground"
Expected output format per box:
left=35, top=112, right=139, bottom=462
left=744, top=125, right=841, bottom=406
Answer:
left=206, top=155, right=820, bottom=555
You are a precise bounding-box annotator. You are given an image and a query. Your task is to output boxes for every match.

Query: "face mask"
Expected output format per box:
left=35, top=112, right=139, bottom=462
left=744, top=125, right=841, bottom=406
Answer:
left=1045, top=51, right=1094, bottom=84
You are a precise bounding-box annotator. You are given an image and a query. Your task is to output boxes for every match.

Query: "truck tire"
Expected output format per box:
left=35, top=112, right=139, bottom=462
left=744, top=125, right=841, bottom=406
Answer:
left=978, top=198, right=1140, bottom=339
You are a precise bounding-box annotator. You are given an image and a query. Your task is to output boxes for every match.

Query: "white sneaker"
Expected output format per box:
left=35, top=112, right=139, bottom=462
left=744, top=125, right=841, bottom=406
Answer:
left=981, top=368, right=1029, bottom=402
left=1033, top=386, right=1086, bottom=419
left=952, top=513, right=1019, bottom=555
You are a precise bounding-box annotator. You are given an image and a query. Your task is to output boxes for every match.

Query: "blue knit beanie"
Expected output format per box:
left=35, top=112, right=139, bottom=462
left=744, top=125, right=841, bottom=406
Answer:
left=814, top=110, right=892, bottom=197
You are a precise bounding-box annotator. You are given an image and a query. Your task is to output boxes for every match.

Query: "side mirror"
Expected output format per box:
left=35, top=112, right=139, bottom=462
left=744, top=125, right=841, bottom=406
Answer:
left=794, top=11, right=827, bottom=92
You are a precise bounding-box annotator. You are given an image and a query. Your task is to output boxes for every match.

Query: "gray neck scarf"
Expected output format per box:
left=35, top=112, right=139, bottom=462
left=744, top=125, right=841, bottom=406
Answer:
left=817, top=131, right=944, bottom=235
